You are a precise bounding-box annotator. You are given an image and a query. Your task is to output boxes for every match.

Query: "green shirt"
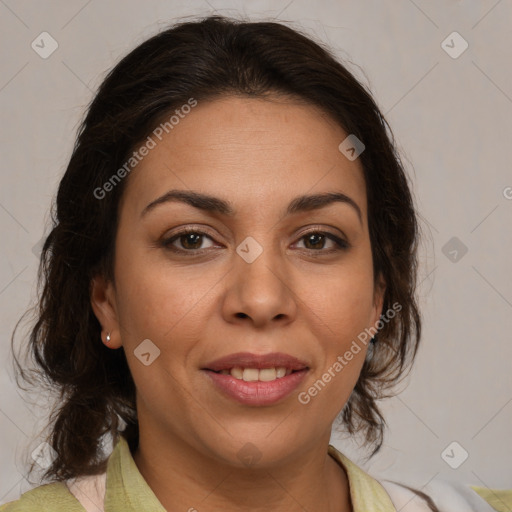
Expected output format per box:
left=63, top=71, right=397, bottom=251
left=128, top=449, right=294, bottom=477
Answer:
left=1, top=437, right=510, bottom=511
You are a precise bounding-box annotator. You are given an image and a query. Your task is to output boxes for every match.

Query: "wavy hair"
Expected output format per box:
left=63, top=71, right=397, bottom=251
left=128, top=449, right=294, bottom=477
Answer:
left=13, top=14, right=422, bottom=482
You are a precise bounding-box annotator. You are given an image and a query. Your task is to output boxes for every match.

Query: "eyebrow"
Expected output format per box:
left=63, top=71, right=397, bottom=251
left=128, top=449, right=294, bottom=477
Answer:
left=140, top=189, right=362, bottom=225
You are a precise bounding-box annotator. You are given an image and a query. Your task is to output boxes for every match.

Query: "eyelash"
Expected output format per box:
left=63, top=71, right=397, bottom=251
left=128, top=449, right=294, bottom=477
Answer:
left=160, top=227, right=349, bottom=255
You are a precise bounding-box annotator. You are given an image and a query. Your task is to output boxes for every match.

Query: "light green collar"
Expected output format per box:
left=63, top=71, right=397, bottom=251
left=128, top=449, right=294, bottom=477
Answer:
left=104, top=437, right=396, bottom=511
left=328, top=444, right=396, bottom=511
left=471, top=486, right=512, bottom=512
left=104, top=436, right=165, bottom=511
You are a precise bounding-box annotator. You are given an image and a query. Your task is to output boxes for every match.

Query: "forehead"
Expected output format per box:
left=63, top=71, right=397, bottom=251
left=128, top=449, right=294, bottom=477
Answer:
left=120, top=95, right=367, bottom=221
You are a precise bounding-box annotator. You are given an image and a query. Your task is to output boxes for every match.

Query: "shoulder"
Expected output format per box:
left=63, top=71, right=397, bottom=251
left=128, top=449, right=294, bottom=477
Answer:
left=471, top=486, right=512, bottom=512
left=328, top=444, right=397, bottom=511
left=379, top=477, right=509, bottom=511
left=328, top=444, right=510, bottom=512
left=0, top=481, right=86, bottom=512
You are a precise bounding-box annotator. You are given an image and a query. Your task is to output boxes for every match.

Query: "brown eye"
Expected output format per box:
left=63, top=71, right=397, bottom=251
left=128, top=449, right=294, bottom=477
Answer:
left=303, top=232, right=326, bottom=250
left=162, top=229, right=216, bottom=252
left=296, top=230, right=349, bottom=251
left=179, top=232, right=204, bottom=250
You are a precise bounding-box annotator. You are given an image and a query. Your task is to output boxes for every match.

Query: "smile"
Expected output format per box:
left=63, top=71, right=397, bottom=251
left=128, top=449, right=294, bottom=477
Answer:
left=203, top=352, right=310, bottom=406
left=214, top=367, right=293, bottom=381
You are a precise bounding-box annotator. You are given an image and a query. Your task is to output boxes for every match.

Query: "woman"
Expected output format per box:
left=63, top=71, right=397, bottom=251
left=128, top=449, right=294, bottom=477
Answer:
left=3, top=14, right=507, bottom=512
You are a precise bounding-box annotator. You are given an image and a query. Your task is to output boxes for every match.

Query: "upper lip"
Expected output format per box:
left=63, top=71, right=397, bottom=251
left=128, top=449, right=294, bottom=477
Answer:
left=204, top=352, right=309, bottom=372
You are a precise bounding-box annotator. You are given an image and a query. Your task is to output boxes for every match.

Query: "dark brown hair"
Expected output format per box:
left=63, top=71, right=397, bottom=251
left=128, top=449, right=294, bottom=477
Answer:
left=14, top=14, right=422, bottom=483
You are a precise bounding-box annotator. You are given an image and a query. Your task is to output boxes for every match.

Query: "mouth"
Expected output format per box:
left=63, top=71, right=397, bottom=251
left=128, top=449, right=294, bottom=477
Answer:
left=202, top=352, right=310, bottom=406
left=209, top=366, right=299, bottom=381
left=203, top=352, right=309, bottom=379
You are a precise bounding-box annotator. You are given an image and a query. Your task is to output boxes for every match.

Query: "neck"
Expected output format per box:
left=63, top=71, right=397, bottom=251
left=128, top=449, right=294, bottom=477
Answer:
left=132, top=428, right=352, bottom=512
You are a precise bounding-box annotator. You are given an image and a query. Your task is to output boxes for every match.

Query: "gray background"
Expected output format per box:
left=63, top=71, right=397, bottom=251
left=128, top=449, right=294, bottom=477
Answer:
left=1, top=0, right=511, bottom=505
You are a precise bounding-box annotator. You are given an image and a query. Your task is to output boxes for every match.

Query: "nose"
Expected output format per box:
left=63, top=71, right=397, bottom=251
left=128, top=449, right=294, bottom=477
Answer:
left=221, top=242, right=298, bottom=328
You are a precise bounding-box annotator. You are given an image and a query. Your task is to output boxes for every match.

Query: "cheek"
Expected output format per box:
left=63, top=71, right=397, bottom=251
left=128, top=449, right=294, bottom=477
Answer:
left=112, top=221, right=215, bottom=340
left=113, top=256, right=209, bottom=412
left=115, top=265, right=212, bottom=344
left=297, top=254, right=374, bottom=408
left=304, top=261, right=376, bottom=338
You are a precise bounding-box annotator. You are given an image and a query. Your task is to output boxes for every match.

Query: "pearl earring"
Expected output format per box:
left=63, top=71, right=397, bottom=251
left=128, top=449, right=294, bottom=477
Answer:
left=106, top=332, right=111, bottom=343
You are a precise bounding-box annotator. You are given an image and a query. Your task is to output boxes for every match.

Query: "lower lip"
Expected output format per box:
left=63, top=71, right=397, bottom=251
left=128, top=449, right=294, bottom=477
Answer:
left=203, top=369, right=308, bottom=406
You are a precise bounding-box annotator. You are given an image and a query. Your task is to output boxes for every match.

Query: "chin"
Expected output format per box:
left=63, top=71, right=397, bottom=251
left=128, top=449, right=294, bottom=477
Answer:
left=197, top=423, right=310, bottom=469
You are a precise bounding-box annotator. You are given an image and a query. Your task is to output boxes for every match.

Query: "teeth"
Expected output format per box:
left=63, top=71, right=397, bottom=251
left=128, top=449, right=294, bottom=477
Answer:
left=221, top=367, right=293, bottom=382
left=230, top=367, right=243, bottom=379
left=242, top=368, right=259, bottom=382
left=259, top=368, right=277, bottom=381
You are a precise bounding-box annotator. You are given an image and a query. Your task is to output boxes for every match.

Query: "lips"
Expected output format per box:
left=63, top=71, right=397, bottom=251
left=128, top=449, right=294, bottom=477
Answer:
left=202, top=352, right=310, bottom=406
left=204, top=352, right=309, bottom=372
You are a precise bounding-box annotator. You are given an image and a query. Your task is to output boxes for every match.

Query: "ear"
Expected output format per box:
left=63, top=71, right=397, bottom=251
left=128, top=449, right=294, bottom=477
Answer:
left=90, top=273, right=122, bottom=349
left=371, top=272, right=387, bottom=328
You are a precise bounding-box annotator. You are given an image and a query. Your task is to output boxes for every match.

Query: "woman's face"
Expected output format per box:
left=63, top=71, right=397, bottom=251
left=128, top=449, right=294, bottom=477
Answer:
left=92, top=94, right=385, bottom=466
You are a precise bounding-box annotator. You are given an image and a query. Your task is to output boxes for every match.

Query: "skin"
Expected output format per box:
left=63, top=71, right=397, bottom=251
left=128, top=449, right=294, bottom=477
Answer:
left=91, top=94, right=386, bottom=512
